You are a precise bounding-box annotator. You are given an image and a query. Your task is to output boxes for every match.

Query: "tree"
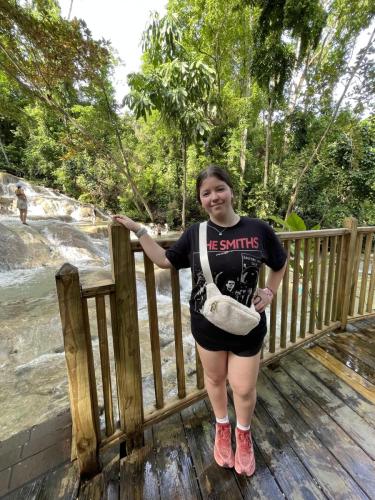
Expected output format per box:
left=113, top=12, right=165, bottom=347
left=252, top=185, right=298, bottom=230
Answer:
left=125, top=12, right=215, bottom=228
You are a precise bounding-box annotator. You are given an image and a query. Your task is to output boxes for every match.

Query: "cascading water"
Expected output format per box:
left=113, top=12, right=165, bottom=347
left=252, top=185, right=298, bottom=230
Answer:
left=0, top=171, right=194, bottom=441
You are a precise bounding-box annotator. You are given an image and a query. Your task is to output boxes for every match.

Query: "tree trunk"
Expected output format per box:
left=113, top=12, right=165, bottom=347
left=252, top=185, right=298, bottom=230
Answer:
left=286, top=26, right=375, bottom=217
left=0, top=136, right=11, bottom=169
left=181, top=137, right=187, bottom=230
left=264, top=97, right=273, bottom=189
left=238, top=126, right=248, bottom=212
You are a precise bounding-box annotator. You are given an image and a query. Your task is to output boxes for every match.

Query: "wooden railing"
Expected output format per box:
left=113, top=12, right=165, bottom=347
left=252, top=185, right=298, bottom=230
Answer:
left=55, top=218, right=375, bottom=476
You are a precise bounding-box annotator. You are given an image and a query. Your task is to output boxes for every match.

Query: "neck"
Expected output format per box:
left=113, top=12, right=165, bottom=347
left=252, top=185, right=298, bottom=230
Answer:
left=210, top=210, right=239, bottom=227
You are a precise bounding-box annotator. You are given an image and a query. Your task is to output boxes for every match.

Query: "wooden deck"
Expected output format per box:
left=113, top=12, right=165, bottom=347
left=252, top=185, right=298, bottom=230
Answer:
left=1, top=317, right=375, bottom=499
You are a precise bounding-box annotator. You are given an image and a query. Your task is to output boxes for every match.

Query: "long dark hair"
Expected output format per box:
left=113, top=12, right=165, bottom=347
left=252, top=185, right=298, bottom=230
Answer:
left=196, top=165, right=234, bottom=204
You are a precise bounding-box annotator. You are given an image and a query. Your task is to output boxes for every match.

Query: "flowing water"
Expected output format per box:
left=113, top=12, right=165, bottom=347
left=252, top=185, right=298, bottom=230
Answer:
left=0, top=172, right=195, bottom=441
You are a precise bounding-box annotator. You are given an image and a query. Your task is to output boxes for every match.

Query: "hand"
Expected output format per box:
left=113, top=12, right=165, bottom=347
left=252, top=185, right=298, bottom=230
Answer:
left=253, top=288, right=273, bottom=313
left=112, top=214, right=140, bottom=233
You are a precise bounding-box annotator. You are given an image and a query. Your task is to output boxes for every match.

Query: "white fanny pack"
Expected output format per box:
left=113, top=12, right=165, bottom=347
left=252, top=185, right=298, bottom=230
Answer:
left=199, top=222, right=260, bottom=336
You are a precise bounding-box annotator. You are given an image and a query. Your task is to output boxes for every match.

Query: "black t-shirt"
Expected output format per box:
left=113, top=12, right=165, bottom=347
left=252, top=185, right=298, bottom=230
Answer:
left=166, top=216, right=287, bottom=352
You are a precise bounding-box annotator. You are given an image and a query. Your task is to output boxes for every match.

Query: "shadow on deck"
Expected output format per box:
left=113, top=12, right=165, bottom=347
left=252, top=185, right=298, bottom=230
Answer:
left=1, top=317, right=375, bottom=499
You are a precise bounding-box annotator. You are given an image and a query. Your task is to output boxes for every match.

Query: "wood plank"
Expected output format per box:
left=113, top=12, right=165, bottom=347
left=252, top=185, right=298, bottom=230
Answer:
left=269, top=289, right=277, bottom=352
left=153, top=412, right=201, bottom=499
left=358, top=233, right=373, bottom=315
left=36, top=461, right=80, bottom=500
left=110, top=224, right=144, bottom=450
left=251, top=403, right=326, bottom=499
left=291, top=349, right=375, bottom=428
left=299, top=238, right=310, bottom=338
left=325, top=235, right=337, bottom=325
left=307, top=346, right=375, bottom=404
left=366, top=250, right=375, bottom=312
left=95, top=295, right=115, bottom=436
left=332, top=236, right=343, bottom=321
left=340, top=218, right=358, bottom=327
left=120, top=427, right=159, bottom=500
left=317, top=237, right=328, bottom=329
left=143, top=254, right=164, bottom=409
left=281, top=354, right=375, bottom=459
left=349, top=233, right=363, bottom=316
left=195, top=344, right=204, bottom=390
left=55, top=264, right=100, bottom=476
left=79, top=453, right=120, bottom=500
left=264, top=363, right=375, bottom=498
left=308, top=238, right=320, bottom=334
left=323, top=334, right=375, bottom=371
left=290, top=239, right=301, bottom=343
left=170, top=268, right=186, bottom=399
left=318, top=338, right=375, bottom=384
left=181, top=399, right=242, bottom=499
left=256, top=372, right=369, bottom=499
left=280, top=240, right=290, bottom=348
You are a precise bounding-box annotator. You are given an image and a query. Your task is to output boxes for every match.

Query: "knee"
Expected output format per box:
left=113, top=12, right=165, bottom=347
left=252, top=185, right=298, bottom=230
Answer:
left=204, top=371, right=227, bottom=387
left=231, top=384, right=257, bottom=401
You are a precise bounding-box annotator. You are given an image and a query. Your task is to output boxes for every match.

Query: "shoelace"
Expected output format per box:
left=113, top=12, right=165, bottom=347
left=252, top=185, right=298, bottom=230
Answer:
left=238, top=431, right=251, bottom=448
left=218, top=426, right=231, bottom=440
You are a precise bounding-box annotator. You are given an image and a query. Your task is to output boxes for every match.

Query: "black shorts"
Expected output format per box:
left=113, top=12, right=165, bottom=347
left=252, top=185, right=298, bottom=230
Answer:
left=190, top=309, right=267, bottom=357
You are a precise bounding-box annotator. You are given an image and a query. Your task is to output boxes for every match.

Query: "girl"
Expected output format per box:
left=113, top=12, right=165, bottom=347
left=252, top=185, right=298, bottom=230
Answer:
left=113, top=165, right=287, bottom=477
left=15, top=183, right=28, bottom=224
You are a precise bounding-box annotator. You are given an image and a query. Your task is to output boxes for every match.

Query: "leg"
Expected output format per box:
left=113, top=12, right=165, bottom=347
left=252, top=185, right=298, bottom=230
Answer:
left=227, top=351, right=261, bottom=426
left=228, top=351, right=261, bottom=477
left=18, top=209, right=22, bottom=223
left=196, top=344, right=234, bottom=468
left=196, top=344, right=228, bottom=418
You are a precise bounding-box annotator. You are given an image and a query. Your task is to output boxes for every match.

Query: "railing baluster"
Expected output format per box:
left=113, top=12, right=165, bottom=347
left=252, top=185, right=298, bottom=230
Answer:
left=195, top=344, right=204, bottom=390
left=280, top=240, right=290, bottom=348
left=170, top=268, right=186, bottom=399
left=358, top=233, right=373, bottom=315
left=95, top=296, right=114, bottom=437
left=269, top=290, right=277, bottom=353
left=366, top=243, right=375, bottom=313
left=308, top=238, right=320, bottom=334
left=82, top=298, right=101, bottom=440
left=317, top=237, right=328, bottom=330
left=144, top=254, right=164, bottom=409
left=332, top=236, right=343, bottom=321
left=299, top=238, right=310, bottom=338
left=349, top=234, right=363, bottom=316
left=290, top=239, right=301, bottom=343
left=325, top=236, right=336, bottom=326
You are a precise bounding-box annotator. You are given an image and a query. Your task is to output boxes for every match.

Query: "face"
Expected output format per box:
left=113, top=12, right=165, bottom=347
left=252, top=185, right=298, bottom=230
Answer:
left=199, top=176, right=233, bottom=217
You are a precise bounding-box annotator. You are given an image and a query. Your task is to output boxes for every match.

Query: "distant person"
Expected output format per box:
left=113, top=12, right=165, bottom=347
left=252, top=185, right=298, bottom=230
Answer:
left=15, top=183, right=28, bottom=224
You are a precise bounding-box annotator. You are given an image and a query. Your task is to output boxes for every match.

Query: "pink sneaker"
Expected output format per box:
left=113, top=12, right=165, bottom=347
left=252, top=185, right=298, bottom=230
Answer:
left=235, top=428, right=256, bottom=476
left=214, top=423, right=235, bottom=468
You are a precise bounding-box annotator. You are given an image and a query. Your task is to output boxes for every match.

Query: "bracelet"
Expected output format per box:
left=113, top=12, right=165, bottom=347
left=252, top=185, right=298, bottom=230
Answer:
left=135, top=226, right=148, bottom=238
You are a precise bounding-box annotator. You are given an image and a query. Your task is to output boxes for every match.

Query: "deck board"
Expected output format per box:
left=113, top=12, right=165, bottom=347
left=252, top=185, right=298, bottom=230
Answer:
left=2, top=318, right=375, bottom=499
left=265, top=361, right=375, bottom=498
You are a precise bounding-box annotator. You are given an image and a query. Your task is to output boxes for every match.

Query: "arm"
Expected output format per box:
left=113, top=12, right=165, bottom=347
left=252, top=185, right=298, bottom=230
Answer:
left=113, top=215, right=172, bottom=269
left=254, top=261, right=287, bottom=313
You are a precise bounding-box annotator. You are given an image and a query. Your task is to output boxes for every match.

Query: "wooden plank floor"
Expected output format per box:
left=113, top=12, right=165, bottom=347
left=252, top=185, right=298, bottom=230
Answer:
left=2, top=317, right=375, bottom=499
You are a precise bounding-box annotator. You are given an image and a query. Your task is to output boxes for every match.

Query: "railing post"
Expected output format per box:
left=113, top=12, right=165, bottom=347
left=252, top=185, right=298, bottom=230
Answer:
left=55, top=263, right=100, bottom=477
left=339, top=217, right=358, bottom=330
left=110, top=223, right=144, bottom=452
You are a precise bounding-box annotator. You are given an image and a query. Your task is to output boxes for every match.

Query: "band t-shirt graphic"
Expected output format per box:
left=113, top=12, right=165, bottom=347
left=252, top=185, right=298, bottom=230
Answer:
left=166, top=217, right=287, bottom=353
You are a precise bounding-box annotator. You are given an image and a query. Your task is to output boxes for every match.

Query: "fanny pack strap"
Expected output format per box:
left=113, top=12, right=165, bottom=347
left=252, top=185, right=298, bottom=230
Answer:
left=199, top=222, right=214, bottom=284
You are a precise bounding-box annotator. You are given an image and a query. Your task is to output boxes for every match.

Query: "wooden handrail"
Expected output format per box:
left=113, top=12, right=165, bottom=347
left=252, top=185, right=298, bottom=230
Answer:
left=56, top=218, right=375, bottom=477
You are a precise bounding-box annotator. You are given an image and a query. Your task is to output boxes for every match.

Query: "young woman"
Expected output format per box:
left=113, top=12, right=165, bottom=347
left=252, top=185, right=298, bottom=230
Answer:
left=113, top=166, right=287, bottom=477
left=15, top=183, right=28, bottom=224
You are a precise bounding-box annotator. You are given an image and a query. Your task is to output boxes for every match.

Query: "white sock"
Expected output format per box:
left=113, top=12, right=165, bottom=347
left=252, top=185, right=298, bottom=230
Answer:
left=216, top=415, right=229, bottom=424
left=237, top=422, right=250, bottom=431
